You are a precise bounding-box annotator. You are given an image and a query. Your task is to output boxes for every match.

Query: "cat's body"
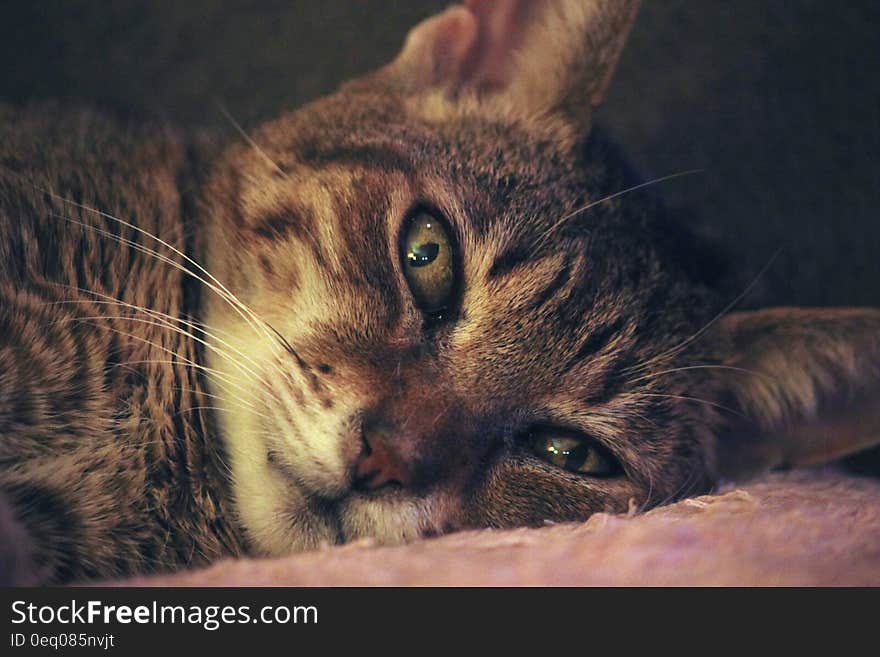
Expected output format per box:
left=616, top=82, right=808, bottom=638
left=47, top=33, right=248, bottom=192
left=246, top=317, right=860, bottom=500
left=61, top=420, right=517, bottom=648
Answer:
left=2, top=1, right=878, bottom=584
left=0, top=105, right=244, bottom=582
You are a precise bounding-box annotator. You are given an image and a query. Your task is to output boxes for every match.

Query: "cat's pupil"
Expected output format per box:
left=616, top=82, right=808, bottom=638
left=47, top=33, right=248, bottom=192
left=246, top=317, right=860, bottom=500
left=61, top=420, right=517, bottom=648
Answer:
left=407, top=242, right=439, bottom=268
left=563, top=443, right=591, bottom=471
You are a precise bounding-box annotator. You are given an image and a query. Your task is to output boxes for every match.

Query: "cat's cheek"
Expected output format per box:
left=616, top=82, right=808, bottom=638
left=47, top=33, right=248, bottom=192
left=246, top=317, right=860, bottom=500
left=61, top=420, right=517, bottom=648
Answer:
left=233, top=462, right=340, bottom=556
left=274, top=390, right=367, bottom=497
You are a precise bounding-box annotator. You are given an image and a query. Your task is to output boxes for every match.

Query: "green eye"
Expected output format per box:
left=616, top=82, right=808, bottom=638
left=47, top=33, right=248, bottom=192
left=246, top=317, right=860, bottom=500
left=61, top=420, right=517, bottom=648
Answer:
left=530, top=431, right=621, bottom=477
left=400, top=210, right=456, bottom=313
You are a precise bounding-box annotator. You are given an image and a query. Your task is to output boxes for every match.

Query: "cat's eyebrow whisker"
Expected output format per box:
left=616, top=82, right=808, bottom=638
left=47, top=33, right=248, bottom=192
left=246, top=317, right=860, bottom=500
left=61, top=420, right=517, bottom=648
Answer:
left=530, top=169, right=704, bottom=255
left=634, top=392, right=745, bottom=418
left=627, top=364, right=776, bottom=386
left=216, top=101, right=289, bottom=179
left=624, top=248, right=782, bottom=376
left=621, top=391, right=745, bottom=419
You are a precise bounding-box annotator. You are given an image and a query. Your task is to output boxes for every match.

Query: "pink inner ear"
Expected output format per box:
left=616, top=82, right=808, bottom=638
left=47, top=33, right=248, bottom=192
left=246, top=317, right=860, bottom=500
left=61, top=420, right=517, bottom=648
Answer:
left=462, top=0, right=533, bottom=90
left=404, top=0, right=534, bottom=93
left=404, top=7, right=479, bottom=87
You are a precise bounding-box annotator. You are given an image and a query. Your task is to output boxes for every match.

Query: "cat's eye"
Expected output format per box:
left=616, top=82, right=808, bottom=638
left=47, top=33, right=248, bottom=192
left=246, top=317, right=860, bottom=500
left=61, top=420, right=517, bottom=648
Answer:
left=400, top=209, right=456, bottom=313
left=530, top=431, right=622, bottom=477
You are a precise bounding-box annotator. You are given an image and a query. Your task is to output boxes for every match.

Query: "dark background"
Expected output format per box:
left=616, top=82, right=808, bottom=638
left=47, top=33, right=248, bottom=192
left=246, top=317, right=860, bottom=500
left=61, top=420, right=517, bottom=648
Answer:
left=2, top=0, right=878, bottom=308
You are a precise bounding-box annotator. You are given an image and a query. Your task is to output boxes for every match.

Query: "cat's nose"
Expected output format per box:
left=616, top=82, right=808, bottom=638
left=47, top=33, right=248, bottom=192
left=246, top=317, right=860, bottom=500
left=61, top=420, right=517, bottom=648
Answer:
left=353, top=425, right=412, bottom=491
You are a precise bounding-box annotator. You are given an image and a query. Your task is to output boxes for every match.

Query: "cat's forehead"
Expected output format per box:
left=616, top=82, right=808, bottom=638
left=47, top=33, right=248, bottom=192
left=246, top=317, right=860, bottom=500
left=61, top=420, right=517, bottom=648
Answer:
left=238, top=87, right=606, bottom=252
left=223, top=85, right=688, bottom=322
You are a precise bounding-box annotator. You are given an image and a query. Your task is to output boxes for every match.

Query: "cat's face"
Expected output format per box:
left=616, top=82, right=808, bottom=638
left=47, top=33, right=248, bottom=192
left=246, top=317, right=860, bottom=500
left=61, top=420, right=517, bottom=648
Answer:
left=201, top=0, right=719, bottom=553
left=201, top=0, right=880, bottom=555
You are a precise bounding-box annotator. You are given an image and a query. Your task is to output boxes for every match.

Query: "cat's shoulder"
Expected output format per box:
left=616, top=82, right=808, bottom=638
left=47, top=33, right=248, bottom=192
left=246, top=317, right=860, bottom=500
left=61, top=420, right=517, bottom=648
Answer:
left=0, top=102, right=221, bottom=241
left=0, top=101, right=219, bottom=287
left=0, top=101, right=221, bottom=207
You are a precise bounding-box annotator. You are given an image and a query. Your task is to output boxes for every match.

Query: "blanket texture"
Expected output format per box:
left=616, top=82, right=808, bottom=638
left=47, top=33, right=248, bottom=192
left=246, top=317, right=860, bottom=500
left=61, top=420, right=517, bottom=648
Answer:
left=111, top=469, right=880, bottom=586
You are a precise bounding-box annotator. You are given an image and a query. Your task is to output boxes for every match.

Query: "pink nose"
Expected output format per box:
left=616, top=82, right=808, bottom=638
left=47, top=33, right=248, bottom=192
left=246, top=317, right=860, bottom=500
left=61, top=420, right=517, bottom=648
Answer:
left=354, top=431, right=411, bottom=490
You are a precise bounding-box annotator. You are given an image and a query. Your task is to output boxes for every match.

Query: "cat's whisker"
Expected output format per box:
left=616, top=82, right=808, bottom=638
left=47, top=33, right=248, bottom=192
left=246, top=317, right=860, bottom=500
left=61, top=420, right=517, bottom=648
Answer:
left=48, top=209, right=272, bottom=346
left=621, top=391, right=745, bottom=419
left=49, top=288, right=296, bottom=383
left=36, top=186, right=291, bottom=362
left=216, top=102, right=289, bottom=179
left=172, top=389, right=274, bottom=423
left=265, top=322, right=310, bottom=372
left=47, top=296, right=243, bottom=343
left=628, top=364, right=775, bottom=386
left=67, top=314, right=269, bottom=390
left=530, top=169, right=704, bottom=255
left=171, top=386, right=241, bottom=404
left=18, top=163, right=302, bottom=378
left=634, top=467, right=655, bottom=515
left=655, top=462, right=707, bottom=510
left=47, top=201, right=264, bottom=335
left=624, top=248, right=782, bottom=376
left=71, top=316, right=278, bottom=407
left=173, top=406, right=273, bottom=423
left=168, top=386, right=262, bottom=419
left=111, top=358, right=273, bottom=411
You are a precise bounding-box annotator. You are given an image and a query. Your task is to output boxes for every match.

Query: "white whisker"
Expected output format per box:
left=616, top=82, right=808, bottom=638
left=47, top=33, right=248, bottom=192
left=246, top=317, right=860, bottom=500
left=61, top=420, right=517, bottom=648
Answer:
left=622, top=391, right=744, bottom=418
left=628, top=364, right=775, bottom=386
left=216, top=101, right=289, bottom=179
left=531, top=169, right=704, bottom=254
left=67, top=314, right=271, bottom=393
left=48, top=210, right=272, bottom=345
left=625, top=248, right=782, bottom=376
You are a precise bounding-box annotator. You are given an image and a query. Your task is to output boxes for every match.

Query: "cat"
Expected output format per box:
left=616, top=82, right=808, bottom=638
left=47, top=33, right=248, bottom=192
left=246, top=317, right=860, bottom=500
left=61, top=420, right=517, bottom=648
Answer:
left=1, top=0, right=878, bottom=585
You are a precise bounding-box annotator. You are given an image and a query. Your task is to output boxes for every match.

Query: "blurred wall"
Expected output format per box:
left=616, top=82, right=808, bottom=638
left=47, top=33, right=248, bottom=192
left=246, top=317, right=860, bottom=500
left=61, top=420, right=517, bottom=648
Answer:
left=2, top=0, right=877, bottom=307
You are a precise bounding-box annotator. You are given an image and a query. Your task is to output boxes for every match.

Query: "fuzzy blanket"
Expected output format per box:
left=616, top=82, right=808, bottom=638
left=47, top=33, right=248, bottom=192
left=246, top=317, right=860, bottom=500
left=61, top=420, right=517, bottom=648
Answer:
left=113, top=469, right=880, bottom=587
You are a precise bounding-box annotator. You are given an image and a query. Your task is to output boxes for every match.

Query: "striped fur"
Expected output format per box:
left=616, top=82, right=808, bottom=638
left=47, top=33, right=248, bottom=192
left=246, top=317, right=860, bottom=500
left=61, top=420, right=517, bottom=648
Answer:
left=2, top=1, right=878, bottom=583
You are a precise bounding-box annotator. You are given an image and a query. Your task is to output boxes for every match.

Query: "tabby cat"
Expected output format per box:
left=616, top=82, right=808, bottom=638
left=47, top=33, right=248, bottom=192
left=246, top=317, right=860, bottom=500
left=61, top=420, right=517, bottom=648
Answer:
left=1, top=0, right=878, bottom=585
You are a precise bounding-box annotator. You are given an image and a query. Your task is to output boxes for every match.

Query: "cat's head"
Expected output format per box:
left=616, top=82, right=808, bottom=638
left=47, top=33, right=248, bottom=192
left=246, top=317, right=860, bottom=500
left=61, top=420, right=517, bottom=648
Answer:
left=202, top=0, right=880, bottom=554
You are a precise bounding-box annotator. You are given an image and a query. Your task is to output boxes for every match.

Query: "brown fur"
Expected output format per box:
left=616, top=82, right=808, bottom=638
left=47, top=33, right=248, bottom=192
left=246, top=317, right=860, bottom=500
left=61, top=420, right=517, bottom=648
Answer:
left=0, top=105, right=243, bottom=583
left=1, top=1, right=878, bottom=584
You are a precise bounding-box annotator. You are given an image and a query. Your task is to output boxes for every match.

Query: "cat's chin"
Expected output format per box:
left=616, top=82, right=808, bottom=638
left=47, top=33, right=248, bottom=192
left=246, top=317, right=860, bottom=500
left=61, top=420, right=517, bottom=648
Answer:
left=238, top=456, right=454, bottom=556
left=337, top=489, right=452, bottom=547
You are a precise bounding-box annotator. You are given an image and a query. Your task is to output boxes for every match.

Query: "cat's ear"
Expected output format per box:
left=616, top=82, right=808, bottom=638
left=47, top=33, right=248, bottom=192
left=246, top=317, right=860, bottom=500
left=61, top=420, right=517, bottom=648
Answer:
left=386, top=0, right=640, bottom=122
left=708, top=308, right=880, bottom=478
